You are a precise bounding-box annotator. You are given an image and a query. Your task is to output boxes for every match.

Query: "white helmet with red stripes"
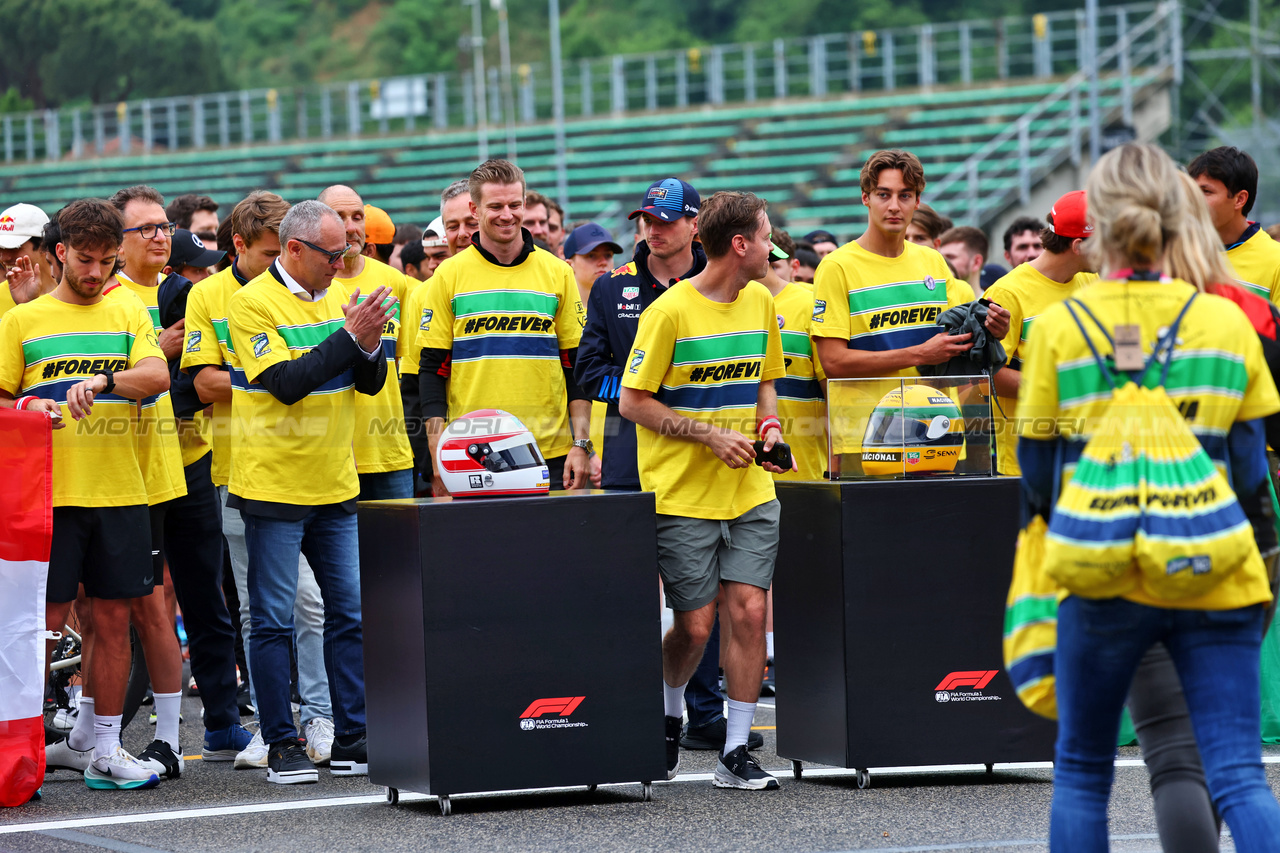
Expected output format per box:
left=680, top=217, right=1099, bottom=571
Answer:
left=436, top=409, right=551, bottom=498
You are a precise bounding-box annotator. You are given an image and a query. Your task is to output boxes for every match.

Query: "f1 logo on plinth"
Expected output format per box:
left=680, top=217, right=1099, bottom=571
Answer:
left=518, top=696, right=589, bottom=730
left=934, top=670, right=1001, bottom=704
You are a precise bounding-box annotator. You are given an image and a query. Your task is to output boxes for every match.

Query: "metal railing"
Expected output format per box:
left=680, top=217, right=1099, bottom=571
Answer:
left=927, top=0, right=1180, bottom=228
left=0, top=2, right=1161, bottom=166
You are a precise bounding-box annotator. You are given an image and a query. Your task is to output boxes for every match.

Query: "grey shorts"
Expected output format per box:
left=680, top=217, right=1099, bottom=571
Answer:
left=656, top=499, right=781, bottom=611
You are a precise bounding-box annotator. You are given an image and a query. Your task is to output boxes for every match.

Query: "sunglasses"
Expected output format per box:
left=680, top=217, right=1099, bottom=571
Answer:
left=297, top=239, right=347, bottom=265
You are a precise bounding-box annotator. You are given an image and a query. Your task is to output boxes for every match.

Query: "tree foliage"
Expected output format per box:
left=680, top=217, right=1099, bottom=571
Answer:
left=0, top=0, right=1273, bottom=119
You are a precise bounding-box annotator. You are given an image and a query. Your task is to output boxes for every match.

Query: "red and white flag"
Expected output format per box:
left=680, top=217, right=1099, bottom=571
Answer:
left=0, top=409, right=52, bottom=806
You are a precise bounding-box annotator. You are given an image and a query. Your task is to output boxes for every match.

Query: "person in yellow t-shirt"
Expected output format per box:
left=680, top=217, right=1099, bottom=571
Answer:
left=416, top=159, right=591, bottom=495
left=110, top=184, right=232, bottom=779
left=1189, top=146, right=1280, bottom=305
left=758, top=230, right=826, bottom=481
left=983, top=190, right=1098, bottom=476
left=1017, top=142, right=1280, bottom=846
left=811, top=149, right=1010, bottom=383
left=620, top=191, right=791, bottom=791
left=0, top=199, right=171, bottom=789
left=318, top=185, right=415, bottom=499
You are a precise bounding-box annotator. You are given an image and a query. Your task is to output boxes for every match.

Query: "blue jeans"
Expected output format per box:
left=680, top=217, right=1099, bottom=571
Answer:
left=358, top=468, right=414, bottom=501
left=242, top=505, right=366, bottom=745
left=1052, top=596, right=1280, bottom=852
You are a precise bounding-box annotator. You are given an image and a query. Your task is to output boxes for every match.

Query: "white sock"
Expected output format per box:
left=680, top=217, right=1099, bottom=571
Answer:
left=69, top=684, right=82, bottom=707
left=663, top=680, right=688, bottom=719
left=766, top=632, right=775, bottom=659
left=94, top=713, right=122, bottom=760
left=723, top=698, right=756, bottom=756
left=69, top=696, right=96, bottom=751
left=153, top=691, right=182, bottom=751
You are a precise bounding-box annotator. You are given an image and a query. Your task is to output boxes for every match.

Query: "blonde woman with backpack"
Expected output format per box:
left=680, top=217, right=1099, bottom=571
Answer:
left=1016, top=143, right=1280, bottom=852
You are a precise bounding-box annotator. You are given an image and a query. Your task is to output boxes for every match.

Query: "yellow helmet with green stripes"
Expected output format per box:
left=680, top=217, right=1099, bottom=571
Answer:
left=861, top=384, right=966, bottom=475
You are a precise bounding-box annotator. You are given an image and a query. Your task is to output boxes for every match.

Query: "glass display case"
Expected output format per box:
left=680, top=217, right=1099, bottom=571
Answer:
left=826, top=375, right=994, bottom=479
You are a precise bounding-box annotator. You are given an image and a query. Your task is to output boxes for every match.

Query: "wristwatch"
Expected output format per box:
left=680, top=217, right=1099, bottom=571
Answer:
left=95, top=369, right=116, bottom=395
left=572, top=438, right=595, bottom=457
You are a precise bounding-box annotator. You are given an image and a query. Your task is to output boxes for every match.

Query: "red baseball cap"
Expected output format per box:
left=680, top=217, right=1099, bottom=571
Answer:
left=1049, top=190, right=1092, bottom=240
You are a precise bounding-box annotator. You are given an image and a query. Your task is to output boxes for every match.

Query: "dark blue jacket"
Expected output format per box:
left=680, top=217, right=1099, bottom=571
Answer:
left=574, top=240, right=707, bottom=488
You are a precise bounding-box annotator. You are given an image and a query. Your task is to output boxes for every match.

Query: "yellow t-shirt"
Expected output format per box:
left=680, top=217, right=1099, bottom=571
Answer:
left=1225, top=227, right=1280, bottom=305
left=107, top=281, right=186, bottom=504
left=398, top=276, right=434, bottom=377
left=1017, top=278, right=1280, bottom=610
left=983, top=266, right=1097, bottom=475
left=180, top=266, right=243, bottom=487
left=227, top=269, right=367, bottom=505
left=0, top=293, right=162, bottom=507
left=119, top=272, right=211, bottom=470
left=772, top=282, right=827, bottom=481
left=0, top=282, right=16, bottom=319
left=812, top=241, right=970, bottom=454
left=416, top=246, right=584, bottom=459
left=335, top=258, right=413, bottom=474
left=622, top=280, right=785, bottom=519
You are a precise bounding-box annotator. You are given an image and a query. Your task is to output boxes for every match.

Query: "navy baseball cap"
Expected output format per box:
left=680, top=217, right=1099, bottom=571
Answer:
left=168, top=228, right=225, bottom=270
left=563, top=222, right=624, bottom=258
left=803, top=229, right=838, bottom=246
left=628, top=178, right=700, bottom=223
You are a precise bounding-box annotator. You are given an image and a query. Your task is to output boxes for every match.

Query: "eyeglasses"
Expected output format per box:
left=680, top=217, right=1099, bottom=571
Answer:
left=296, top=239, right=348, bottom=265
left=123, top=222, right=177, bottom=239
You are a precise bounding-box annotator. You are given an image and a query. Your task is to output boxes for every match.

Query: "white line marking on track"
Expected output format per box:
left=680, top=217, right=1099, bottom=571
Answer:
left=5, top=756, right=1279, bottom=835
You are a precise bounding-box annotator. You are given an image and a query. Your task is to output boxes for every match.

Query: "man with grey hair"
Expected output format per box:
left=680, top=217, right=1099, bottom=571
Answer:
left=226, top=199, right=397, bottom=785
left=440, top=179, right=477, bottom=256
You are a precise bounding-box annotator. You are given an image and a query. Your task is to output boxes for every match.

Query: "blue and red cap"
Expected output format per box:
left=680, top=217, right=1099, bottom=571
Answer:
left=628, top=178, right=700, bottom=223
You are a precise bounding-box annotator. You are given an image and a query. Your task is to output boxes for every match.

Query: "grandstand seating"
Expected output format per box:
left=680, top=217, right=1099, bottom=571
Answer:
left=0, top=74, right=1164, bottom=243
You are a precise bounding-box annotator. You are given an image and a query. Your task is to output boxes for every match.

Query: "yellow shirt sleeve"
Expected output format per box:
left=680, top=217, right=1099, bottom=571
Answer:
left=983, top=282, right=1025, bottom=359
left=416, top=269, right=455, bottom=351
left=229, top=292, right=292, bottom=384
left=181, top=282, right=221, bottom=371
left=622, top=306, right=677, bottom=394
left=810, top=260, right=850, bottom=340
left=129, top=306, right=165, bottom=366
left=763, top=300, right=786, bottom=382
left=946, top=278, right=975, bottom=307
left=0, top=309, right=22, bottom=394
left=555, top=265, right=585, bottom=349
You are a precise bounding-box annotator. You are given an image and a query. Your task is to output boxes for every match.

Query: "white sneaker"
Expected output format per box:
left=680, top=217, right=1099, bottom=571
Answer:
left=52, top=706, right=79, bottom=730
left=84, top=746, right=160, bottom=790
left=46, top=736, right=93, bottom=772
left=305, top=717, right=335, bottom=766
left=234, top=730, right=268, bottom=770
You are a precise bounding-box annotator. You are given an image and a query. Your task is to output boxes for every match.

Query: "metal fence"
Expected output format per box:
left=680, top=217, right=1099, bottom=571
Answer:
left=0, top=2, right=1163, bottom=165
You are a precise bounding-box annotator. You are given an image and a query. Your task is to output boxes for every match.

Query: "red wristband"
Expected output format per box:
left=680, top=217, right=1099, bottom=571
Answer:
left=757, top=416, right=781, bottom=438
left=14, top=395, right=37, bottom=411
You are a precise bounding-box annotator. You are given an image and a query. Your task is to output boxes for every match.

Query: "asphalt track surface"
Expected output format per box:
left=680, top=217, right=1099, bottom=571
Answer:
left=6, top=690, right=1280, bottom=852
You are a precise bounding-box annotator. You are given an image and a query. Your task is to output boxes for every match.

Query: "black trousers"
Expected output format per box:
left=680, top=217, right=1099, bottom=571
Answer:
left=159, top=452, right=240, bottom=732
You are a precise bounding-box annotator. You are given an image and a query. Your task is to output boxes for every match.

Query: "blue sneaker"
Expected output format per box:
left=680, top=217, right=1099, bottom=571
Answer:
left=203, top=724, right=254, bottom=761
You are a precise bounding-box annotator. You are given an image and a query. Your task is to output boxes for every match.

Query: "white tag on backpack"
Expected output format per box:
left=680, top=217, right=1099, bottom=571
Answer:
left=1113, top=325, right=1144, bottom=371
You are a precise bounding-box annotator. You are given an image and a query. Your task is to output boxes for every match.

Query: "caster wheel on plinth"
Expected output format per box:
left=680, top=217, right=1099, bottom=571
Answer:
left=985, top=763, right=994, bottom=775
left=587, top=784, right=598, bottom=793
left=641, top=782, right=653, bottom=802
left=439, top=795, right=452, bottom=816
left=386, top=787, right=399, bottom=805
left=856, top=769, right=871, bottom=789
left=791, top=760, right=803, bottom=780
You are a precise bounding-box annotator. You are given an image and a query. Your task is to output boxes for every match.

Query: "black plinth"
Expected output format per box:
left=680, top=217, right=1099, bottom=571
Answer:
left=775, top=478, right=1056, bottom=773
left=358, top=490, right=665, bottom=800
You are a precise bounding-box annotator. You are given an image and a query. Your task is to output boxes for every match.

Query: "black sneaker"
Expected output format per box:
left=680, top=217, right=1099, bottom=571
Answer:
left=236, top=684, right=255, bottom=717
left=714, top=744, right=779, bottom=790
left=665, top=715, right=682, bottom=780
left=681, top=718, right=764, bottom=751
left=137, top=739, right=184, bottom=779
left=330, top=732, right=368, bottom=776
left=267, top=739, right=317, bottom=785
